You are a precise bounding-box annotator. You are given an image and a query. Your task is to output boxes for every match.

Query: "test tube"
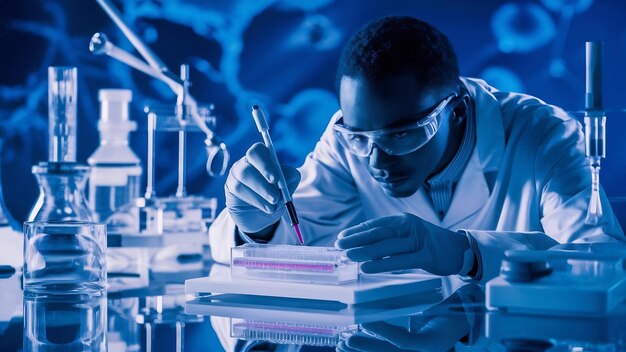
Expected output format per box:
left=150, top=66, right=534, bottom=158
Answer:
left=48, top=66, right=77, bottom=162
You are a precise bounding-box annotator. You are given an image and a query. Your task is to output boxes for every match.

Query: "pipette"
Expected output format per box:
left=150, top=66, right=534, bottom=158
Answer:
left=584, top=41, right=606, bottom=225
left=251, top=106, right=304, bottom=244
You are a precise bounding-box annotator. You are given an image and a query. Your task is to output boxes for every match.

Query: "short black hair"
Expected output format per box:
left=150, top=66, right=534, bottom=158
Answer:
left=336, top=16, right=460, bottom=94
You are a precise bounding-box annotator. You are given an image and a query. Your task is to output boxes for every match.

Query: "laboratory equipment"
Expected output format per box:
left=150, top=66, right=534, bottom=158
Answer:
left=28, top=163, right=94, bottom=222
left=102, top=107, right=218, bottom=254
left=187, top=266, right=443, bottom=347
left=89, top=0, right=229, bottom=177
left=88, top=89, right=142, bottom=223
left=0, top=134, right=22, bottom=269
left=186, top=264, right=441, bottom=304
left=486, top=249, right=626, bottom=315
left=88, top=0, right=220, bottom=261
left=28, top=66, right=95, bottom=223
left=107, top=247, right=149, bottom=293
left=231, top=244, right=358, bottom=284
left=108, top=298, right=142, bottom=352
left=230, top=318, right=358, bottom=347
left=251, top=106, right=303, bottom=244
left=23, top=222, right=107, bottom=294
left=487, top=307, right=626, bottom=350
left=48, top=67, right=77, bottom=163
left=0, top=264, right=21, bottom=332
left=134, top=284, right=203, bottom=352
left=0, top=133, right=17, bottom=230
left=23, top=292, right=107, bottom=351
left=584, top=41, right=607, bottom=225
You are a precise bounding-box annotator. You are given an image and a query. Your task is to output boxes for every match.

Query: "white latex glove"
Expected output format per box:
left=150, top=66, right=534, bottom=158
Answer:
left=335, top=213, right=470, bottom=276
left=225, top=142, right=301, bottom=235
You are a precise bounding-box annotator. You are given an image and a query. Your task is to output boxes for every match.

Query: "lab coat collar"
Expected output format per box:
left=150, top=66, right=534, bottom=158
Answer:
left=440, top=148, right=491, bottom=228
left=431, top=77, right=504, bottom=227
left=460, top=77, right=505, bottom=174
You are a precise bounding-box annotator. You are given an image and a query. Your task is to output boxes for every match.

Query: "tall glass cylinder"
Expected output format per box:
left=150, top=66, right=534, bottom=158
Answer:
left=48, top=67, right=77, bottom=163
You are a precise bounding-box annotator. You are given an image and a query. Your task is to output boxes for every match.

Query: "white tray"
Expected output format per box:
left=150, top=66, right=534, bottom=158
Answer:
left=186, top=290, right=442, bottom=326
left=185, top=268, right=441, bottom=304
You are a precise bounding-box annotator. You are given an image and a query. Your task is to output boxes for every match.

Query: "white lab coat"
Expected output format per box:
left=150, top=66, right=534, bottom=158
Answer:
left=209, top=77, right=625, bottom=282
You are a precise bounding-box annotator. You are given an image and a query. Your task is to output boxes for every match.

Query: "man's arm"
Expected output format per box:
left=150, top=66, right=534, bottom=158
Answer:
left=463, top=108, right=624, bottom=282
left=209, top=111, right=365, bottom=264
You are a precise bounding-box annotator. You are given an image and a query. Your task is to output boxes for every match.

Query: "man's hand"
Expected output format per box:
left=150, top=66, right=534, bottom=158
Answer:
left=225, top=142, right=301, bottom=235
left=335, top=213, right=470, bottom=276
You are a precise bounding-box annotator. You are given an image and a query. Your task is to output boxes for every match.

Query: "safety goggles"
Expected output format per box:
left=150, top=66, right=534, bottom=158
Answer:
left=333, top=93, right=457, bottom=157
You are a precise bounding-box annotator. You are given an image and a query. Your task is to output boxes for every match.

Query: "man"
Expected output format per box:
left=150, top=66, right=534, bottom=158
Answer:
left=209, top=16, right=624, bottom=282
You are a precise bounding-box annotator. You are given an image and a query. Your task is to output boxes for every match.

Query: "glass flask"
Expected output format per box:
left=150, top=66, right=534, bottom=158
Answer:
left=27, top=162, right=95, bottom=222
left=27, top=66, right=95, bottom=223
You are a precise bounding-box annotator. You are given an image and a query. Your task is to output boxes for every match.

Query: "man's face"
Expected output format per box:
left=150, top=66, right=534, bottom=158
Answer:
left=339, top=74, right=454, bottom=198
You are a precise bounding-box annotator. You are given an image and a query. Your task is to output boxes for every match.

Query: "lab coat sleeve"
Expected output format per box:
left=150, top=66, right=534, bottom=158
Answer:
left=463, top=104, right=625, bottom=282
left=209, top=111, right=364, bottom=264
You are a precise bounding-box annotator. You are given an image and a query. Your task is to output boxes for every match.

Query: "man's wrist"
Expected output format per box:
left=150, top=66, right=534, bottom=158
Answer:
left=235, top=222, right=279, bottom=244
left=457, top=230, right=476, bottom=277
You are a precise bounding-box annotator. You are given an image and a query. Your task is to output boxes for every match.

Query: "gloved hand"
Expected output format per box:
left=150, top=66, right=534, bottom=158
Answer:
left=225, top=142, right=301, bottom=235
left=335, top=213, right=470, bottom=276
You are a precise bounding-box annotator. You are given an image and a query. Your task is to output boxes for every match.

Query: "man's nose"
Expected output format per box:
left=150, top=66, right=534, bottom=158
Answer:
left=368, top=144, right=395, bottom=170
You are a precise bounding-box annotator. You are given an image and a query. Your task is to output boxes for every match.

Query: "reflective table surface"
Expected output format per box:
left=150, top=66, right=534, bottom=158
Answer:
left=2, top=259, right=626, bottom=352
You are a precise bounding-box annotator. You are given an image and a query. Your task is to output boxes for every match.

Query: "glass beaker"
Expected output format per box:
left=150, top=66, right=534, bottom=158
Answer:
left=28, top=162, right=95, bottom=222
left=23, top=291, right=107, bottom=351
left=23, top=222, right=107, bottom=294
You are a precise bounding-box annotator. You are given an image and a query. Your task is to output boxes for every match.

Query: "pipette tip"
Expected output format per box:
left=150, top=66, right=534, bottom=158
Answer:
left=293, top=223, right=304, bottom=245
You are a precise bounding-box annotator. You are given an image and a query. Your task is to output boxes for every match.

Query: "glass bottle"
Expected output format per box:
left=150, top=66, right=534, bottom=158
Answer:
left=88, top=89, right=142, bottom=222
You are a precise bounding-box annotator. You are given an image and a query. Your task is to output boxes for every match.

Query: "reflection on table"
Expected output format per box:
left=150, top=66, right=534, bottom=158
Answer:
left=2, top=253, right=626, bottom=351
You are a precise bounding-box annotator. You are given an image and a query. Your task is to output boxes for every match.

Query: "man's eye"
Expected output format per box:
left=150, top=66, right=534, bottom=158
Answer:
left=393, top=132, right=409, bottom=139
left=349, top=134, right=365, bottom=143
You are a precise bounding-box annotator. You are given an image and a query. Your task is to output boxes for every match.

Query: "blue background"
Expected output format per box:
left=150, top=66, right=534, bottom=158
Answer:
left=1, top=0, right=626, bottom=223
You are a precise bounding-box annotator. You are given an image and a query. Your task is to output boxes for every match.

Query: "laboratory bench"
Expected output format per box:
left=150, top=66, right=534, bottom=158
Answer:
left=1, top=258, right=625, bottom=352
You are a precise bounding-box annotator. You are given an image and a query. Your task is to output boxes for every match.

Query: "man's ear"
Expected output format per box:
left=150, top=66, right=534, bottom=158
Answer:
left=451, top=94, right=470, bottom=127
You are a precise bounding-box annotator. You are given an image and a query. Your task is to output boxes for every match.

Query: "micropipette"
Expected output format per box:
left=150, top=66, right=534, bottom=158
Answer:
left=584, top=41, right=606, bottom=225
left=251, top=105, right=304, bottom=244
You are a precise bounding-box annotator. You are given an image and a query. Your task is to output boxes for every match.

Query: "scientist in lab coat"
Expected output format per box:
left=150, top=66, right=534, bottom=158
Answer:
left=209, top=16, right=625, bottom=282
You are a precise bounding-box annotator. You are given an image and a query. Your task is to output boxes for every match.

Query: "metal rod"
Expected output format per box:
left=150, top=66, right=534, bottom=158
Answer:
left=145, top=112, right=157, bottom=199
left=145, top=322, right=153, bottom=352
left=89, top=33, right=182, bottom=93
left=95, top=0, right=169, bottom=73
left=176, top=129, right=187, bottom=198
left=176, top=321, right=184, bottom=352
